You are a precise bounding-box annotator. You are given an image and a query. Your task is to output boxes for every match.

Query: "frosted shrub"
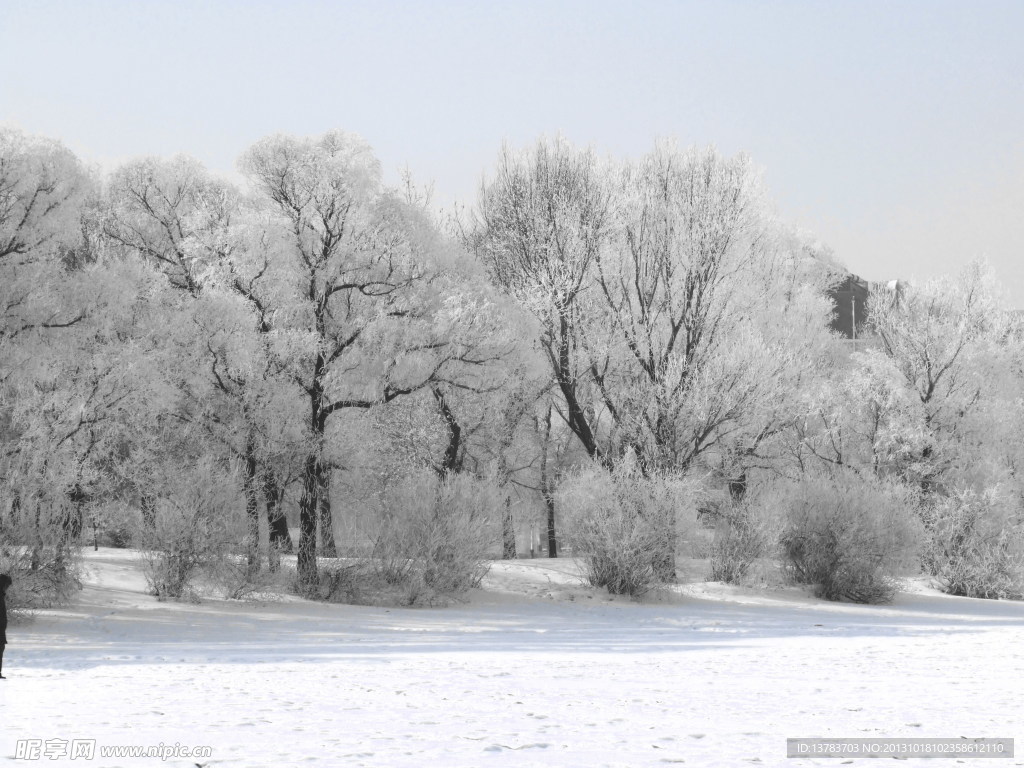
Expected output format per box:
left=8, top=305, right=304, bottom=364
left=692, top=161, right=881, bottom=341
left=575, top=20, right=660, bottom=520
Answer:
left=311, top=561, right=374, bottom=604
left=207, top=545, right=284, bottom=600
left=370, top=470, right=499, bottom=606
left=90, top=500, right=141, bottom=549
left=777, top=470, right=923, bottom=604
left=0, top=490, right=83, bottom=610
left=139, top=464, right=243, bottom=601
left=0, top=547, right=81, bottom=615
left=558, top=463, right=694, bottom=597
left=705, top=499, right=779, bottom=584
left=923, top=488, right=1024, bottom=600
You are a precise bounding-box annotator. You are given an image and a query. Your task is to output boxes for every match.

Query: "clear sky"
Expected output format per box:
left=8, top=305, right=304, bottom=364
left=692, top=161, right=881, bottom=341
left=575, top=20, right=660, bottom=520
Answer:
left=2, top=0, right=1022, bottom=304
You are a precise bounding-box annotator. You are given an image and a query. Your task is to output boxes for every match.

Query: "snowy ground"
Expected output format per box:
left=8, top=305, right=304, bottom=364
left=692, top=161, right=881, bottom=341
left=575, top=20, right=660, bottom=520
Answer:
left=1, top=549, right=1023, bottom=767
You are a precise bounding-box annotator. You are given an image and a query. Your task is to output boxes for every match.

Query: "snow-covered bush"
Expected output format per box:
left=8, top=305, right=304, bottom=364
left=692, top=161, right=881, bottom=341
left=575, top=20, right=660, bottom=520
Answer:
left=776, top=470, right=923, bottom=603
left=923, top=488, right=1024, bottom=600
left=206, top=544, right=285, bottom=601
left=139, top=463, right=244, bottom=601
left=558, top=462, right=695, bottom=597
left=704, top=498, right=779, bottom=584
left=305, top=561, right=373, bottom=604
left=367, top=470, right=499, bottom=606
left=0, top=548, right=81, bottom=617
left=0, top=489, right=83, bottom=610
left=88, top=500, right=142, bottom=549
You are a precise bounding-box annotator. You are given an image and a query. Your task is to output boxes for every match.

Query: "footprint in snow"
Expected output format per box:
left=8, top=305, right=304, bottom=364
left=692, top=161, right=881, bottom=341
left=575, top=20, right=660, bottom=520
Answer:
left=484, top=743, right=550, bottom=752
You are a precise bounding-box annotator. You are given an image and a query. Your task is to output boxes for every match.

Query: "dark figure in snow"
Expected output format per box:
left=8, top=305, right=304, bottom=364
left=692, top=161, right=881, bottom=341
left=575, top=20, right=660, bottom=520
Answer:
left=0, top=573, right=11, bottom=679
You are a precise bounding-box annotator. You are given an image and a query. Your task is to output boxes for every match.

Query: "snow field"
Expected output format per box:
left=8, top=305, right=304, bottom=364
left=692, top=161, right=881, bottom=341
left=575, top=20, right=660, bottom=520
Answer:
left=0, top=550, right=1022, bottom=767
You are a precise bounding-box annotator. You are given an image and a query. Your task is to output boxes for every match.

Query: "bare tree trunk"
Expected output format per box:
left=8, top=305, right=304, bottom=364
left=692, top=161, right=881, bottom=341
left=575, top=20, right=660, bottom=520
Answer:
left=318, top=463, right=337, bottom=558
left=652, top=472, right=677, bottom=583
left=297, top=348, right=329, bottom=589
left=65, top=484, right=86, bottom=540
left=243, top=439, right=261, bottom=580
left=30, top=503, right=43, bottom=571
left=432, top=385, right=462, bottom=475
left=502, top=496, right=517, bottom=560
left=554, top=311, right=604, bottom=464
left=140, top=494, right=156, bottom=528
left=728, top=471, right=748, bottom=503
left=5, top=490, right=20, bottom=534
left=538, top=403, right=558, bottom=558
left=543, top=492, right=557, bottom=559
left=55, top=483, right=87, bottom=579
left=297, top=453, right=319, bottom=589
left=264, top=471, right=291, bottom=572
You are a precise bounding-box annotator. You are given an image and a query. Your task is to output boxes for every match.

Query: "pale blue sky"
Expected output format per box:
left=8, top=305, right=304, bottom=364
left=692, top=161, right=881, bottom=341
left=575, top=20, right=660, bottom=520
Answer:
left=2, top=0, right=1022, bottom=303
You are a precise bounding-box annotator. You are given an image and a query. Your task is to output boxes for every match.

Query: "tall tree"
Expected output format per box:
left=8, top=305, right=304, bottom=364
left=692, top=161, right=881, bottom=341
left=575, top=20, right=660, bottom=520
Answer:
left=470, top=138, right=614, bottom=464
left=1, top=127, right=91, bottom=378
left=591, top=143, right=833, bottom=474
left=103, top=156, right=237, bottom=297
left=240, top=131, right=506, bottom=586
left=863, top=261, right=1003, bottom=490
left=472, top=138, right=834, bottom=579
left=471, top=140, right=831, bottom=476
left=102, top=156, right=299, bottom=572
left=0, top=127, right=118, bottom=587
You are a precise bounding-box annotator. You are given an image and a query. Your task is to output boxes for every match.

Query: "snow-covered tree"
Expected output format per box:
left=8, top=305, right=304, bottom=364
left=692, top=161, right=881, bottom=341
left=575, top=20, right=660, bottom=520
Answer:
left=240, top=131, right=510, bottom=587
left=865, top=261, right=1004, bottom=489
left=103, top=156, right=238, bottom=296
left=0, top=128, right=91, bottom=378
left=592, top=143, right=834, bottom=476
left=471, top=138, right=835, bottom=580
left=470, top=138, right=614, bottom=464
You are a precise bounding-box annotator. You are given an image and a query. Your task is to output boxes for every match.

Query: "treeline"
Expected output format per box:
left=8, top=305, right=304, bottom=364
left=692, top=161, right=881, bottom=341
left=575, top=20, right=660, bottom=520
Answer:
left=1, top=127, right=1021, bottom=607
